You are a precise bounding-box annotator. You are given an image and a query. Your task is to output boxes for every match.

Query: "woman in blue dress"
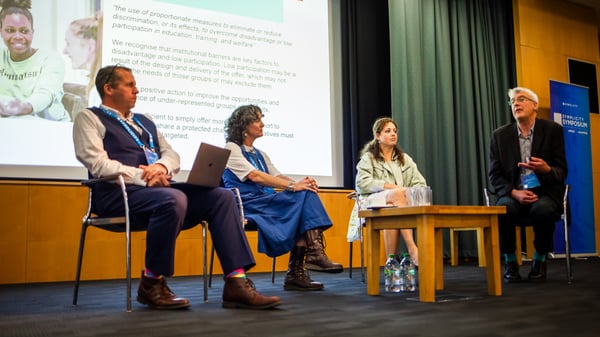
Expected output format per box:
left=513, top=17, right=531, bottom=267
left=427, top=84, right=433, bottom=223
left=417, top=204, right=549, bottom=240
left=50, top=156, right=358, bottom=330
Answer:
left=223, top=104, right=343, bottom=291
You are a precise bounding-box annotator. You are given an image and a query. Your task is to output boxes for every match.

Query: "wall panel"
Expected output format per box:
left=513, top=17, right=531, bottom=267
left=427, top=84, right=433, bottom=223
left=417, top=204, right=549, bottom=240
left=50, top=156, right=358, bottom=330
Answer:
left=0, top=181, right=359, bottom=284
left=514, top=0, right=599, bottom=255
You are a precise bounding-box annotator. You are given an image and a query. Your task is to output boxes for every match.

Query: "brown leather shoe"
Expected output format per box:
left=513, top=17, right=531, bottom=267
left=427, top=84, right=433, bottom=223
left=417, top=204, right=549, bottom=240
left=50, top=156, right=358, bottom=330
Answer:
left=305, top=229, right=343, bottom=273
left=222, top=277, right=282, bottom=309
left=137, top=272, right=190, bottom=310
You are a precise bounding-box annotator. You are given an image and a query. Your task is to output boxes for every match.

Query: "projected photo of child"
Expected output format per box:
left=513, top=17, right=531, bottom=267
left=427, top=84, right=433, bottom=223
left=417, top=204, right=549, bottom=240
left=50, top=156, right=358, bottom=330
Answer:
left=62, top=11, right=103, bottom=120
left=0, top=0, right=70, bottom=121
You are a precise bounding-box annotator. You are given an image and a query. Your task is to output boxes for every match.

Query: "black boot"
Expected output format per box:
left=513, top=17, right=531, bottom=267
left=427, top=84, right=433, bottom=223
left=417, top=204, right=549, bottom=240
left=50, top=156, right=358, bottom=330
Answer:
left=528, top=259, right=547, bottom=281
left=284, top=246, right=324, bottom=291
left=503, top=262, right=521, bottom=282
left=305, top=229, right=343, bottom=273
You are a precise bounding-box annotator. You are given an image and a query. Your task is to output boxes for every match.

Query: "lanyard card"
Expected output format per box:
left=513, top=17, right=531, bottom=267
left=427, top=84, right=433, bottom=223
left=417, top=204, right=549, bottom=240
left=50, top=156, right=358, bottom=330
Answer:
left=521, top=171, right=541, bottom=190
left=144, top=146, right=158, bottom=165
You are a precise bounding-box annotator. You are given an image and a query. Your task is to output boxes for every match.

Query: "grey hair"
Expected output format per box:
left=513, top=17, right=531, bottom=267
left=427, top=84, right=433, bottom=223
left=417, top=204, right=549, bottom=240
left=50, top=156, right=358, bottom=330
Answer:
left=507, top=87, right=539, bottom=103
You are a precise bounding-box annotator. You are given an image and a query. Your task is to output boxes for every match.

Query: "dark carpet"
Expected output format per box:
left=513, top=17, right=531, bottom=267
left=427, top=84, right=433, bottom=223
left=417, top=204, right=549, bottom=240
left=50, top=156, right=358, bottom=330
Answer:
left=1, top=257, right=599, bottom=337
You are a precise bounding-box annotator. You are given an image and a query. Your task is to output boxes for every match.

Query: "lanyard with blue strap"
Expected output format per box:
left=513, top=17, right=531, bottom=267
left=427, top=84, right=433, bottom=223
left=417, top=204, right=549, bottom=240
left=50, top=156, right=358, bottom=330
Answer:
left=241, top=145, right=274, bottom=194
left=100, top=106, right=158, bottom=164
left=518, top=127, right=540, bottom=190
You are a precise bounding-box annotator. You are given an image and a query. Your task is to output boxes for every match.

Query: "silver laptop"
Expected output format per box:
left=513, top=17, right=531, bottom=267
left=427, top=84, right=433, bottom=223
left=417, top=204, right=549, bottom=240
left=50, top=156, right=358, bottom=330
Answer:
left=181, top=142, right=230, bottom=188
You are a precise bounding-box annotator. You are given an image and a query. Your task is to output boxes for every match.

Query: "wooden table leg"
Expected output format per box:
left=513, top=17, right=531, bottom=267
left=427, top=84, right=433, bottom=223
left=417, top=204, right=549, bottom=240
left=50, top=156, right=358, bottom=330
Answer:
left=484, top=215, right=502, bottom=296
left=366, top=219, right=381, bottom=295
left=435, top=227, right=444, bottom=291
left=416, top=216, right=435, bottom=302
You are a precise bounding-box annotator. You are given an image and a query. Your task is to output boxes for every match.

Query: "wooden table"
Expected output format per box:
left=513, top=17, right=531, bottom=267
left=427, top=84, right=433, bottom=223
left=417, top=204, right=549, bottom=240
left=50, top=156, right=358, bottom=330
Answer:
left=359, top=205, right=506, bottom=302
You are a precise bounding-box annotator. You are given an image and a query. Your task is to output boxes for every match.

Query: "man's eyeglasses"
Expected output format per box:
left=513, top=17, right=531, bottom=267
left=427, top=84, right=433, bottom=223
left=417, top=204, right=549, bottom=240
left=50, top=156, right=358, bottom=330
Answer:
left=508, top=96, right=535, bottom=106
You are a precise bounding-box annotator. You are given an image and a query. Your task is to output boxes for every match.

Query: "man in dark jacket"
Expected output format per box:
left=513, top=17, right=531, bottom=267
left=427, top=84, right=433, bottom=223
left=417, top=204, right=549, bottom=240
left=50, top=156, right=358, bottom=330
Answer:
left=489, top=87, right=567, bottom=282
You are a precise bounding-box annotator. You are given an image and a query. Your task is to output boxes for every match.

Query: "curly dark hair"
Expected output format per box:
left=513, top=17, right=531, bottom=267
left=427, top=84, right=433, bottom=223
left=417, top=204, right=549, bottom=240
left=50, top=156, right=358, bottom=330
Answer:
left=224, top=104, right=263, bottom=145
left=0, top=0, right=33, bottom=28
left=359, top=117, right=405, bottom=165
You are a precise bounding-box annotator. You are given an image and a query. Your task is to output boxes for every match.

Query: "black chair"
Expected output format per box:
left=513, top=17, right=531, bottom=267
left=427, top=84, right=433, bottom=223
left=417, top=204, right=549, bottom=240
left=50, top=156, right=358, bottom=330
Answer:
left=208, top=187, right=276, bottom=287
left=72, top=175, right=209, bottom=312
left=484, top=185, right=572, bottom=283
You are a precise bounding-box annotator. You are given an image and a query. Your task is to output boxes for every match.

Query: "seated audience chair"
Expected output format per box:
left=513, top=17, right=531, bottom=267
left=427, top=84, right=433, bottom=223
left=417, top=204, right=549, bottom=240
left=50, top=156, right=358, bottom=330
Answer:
left=208, top=187, right=276, bottom=286
left=449, top=227, right=487, bottom=267
left=449, top=189, right=488, bottom=267
left=450, top=187, right=539, bottom=267
left=483, top=186, right=572, bottom=283
left=72, top=175, right=209, bottom=312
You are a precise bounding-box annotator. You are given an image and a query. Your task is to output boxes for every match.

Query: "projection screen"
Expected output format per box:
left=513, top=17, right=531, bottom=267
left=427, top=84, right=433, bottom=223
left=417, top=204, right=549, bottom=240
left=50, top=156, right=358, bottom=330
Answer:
left=0, top=0, right=343, bottom=187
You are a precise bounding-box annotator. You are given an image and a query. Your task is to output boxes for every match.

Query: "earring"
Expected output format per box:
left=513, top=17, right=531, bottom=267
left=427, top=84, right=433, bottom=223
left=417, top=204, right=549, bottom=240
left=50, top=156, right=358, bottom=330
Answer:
left=243, top=132, right=248, bottom=137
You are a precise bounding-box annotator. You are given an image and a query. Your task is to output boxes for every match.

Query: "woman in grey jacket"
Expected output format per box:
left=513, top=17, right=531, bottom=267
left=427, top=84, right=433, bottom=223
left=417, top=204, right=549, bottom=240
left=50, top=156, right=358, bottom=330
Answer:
left=356, top=117, right=427, bottom=264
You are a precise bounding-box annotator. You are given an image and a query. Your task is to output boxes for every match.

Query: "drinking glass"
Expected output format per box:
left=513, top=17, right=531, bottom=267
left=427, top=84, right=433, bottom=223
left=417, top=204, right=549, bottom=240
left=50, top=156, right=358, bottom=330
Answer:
left=421, top=186, right=432, bottom=205
left=405, top=187, right=413, bottom=206
left=411, top=187, right=422, bottom=206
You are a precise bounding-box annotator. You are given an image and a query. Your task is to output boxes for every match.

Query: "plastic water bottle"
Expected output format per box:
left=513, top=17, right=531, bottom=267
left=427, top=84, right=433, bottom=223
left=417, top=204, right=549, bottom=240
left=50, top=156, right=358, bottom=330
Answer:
left=400, top=253, right=417, bottom=292
left=398, top=259, right=407, bottom=292
left=384, top=254, right=401, bottom=292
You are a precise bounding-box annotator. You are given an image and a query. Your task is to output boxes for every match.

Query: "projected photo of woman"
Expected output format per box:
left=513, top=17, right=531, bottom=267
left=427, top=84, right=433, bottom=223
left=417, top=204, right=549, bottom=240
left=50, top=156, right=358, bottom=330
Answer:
left=0, top=0, right=70, bottom=121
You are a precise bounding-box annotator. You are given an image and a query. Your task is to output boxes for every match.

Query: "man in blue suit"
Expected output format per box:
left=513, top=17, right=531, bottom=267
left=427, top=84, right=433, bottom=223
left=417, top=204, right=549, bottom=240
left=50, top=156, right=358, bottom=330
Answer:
left=73, top=65, right=281, bottom=309
left=489, top=87, right=567, bottom=282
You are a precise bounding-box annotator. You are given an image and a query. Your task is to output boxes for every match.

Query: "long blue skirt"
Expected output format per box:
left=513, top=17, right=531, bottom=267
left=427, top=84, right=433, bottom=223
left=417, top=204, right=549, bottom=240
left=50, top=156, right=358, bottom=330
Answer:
left=242, top=190, right=332, bottom=257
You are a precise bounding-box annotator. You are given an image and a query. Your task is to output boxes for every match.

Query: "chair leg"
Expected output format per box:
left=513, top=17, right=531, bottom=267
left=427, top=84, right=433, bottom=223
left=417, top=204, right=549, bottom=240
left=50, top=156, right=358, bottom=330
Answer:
left=565, top=231, right=573, bottom=284
left=349, top=242, right=353, bottom=278
left=72, top=224, right=89, bottom=306
left=208, top=246, right=215, bottom=288
left=515, top=227, right=523, bottom=265
left=271, top=257, right=276, bottom=284
left=525, top=227, right=535, bottom=260
left=359, top=227, right=365, bottom=283
left=73, top=222, right=132, bottom=311
left=202, top=222, right=208, bottom=302
left=563, top=208, right=572, bottom=284
left=125, top=226, right=132, bottom=312
left=450, top=229, right=459, bottom=266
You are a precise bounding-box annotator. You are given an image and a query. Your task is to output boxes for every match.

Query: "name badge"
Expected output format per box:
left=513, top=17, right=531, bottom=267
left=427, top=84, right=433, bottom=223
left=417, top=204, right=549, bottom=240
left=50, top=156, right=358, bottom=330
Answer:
left=144, top=147, right=158, bottom=165
left=521, top=171, right=541, bottom=190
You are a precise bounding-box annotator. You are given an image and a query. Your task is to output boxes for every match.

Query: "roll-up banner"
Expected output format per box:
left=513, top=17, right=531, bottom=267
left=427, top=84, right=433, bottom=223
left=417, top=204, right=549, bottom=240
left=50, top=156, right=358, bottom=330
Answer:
left=550, top=80, right=596, bottom=255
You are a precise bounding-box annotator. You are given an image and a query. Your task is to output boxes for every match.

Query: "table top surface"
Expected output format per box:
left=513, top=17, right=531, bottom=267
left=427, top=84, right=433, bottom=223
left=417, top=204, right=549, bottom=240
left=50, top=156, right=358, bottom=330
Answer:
left=359, top=204, right=506, bottom=218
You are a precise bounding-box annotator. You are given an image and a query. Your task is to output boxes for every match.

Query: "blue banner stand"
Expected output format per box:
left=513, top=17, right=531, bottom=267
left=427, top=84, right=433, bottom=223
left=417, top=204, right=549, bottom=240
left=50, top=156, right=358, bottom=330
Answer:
left=550, top=80, right=596, bottom=255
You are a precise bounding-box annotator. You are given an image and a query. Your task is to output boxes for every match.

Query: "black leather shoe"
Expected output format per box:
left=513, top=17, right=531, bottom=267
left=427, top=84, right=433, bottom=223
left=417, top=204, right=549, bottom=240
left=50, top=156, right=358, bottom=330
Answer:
left=503, top=262, right=521, bottom=282
left=528, top=260, right=547, bottom=281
